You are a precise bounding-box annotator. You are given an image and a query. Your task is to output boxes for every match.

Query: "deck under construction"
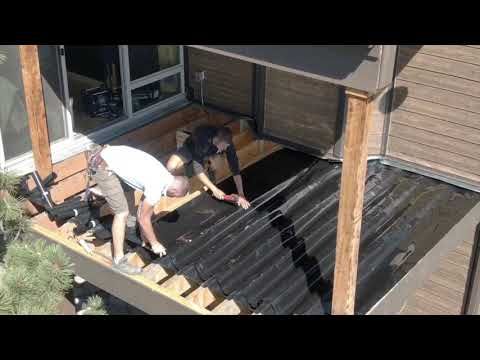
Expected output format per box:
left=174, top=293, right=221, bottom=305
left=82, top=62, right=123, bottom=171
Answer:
left=33, top=147, right=480, bottom=315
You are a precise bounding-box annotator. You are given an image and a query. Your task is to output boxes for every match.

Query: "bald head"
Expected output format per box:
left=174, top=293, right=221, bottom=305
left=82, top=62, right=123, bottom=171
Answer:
left=167, top=176, right=190, bottom=197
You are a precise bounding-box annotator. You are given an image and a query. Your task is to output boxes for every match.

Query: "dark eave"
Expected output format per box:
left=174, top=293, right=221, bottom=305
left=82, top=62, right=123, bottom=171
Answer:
left=187, top=45, right=398, bottom=94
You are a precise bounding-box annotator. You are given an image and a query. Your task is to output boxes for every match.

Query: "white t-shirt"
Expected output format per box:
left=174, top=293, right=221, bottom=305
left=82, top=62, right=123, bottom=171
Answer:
left=100, top=145, right=174, bottom=206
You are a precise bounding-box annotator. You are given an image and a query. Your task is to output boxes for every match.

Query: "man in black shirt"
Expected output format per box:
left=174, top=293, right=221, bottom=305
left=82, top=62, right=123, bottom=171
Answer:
left=167, top=125, right=250, bottom=209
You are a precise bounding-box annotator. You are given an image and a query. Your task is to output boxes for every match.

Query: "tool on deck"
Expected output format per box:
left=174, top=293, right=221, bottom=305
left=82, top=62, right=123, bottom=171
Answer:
left=21, top=171, right=112, bottom=253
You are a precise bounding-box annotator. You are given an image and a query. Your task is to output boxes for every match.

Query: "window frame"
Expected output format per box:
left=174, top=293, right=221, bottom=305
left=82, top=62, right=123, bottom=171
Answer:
left=1, top=45, right=187, bottom=176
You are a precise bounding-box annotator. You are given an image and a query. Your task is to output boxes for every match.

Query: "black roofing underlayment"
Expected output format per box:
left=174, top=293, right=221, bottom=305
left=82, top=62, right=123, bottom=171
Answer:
left=151, top=149, right=480, bottom=315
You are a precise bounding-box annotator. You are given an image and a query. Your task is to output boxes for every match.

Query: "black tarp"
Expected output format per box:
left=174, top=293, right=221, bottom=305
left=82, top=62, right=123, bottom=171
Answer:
left=143, top=149, right=480, bottom=314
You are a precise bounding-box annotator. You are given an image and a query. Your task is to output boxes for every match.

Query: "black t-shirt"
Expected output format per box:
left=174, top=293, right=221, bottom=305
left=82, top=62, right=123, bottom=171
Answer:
left=184, top=125, right=240, bottom=176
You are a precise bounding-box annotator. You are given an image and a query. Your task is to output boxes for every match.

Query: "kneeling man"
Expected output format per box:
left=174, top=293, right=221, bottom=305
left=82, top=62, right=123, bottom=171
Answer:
left=167, top=125, right=250, bottom=209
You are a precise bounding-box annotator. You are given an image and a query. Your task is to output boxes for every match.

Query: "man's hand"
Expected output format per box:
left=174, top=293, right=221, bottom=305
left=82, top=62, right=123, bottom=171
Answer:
left=237, top=196, right=251, bottom=210
left=212, top=187, right=226, bottom=201
left=151, top=242, right=167, bottom=257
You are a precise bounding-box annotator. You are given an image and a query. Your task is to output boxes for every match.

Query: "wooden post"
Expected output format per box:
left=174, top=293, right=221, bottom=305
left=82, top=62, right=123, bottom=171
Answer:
left=331, top=89, right=371, bottom=315
left=19, top=45, right=53, bottom=179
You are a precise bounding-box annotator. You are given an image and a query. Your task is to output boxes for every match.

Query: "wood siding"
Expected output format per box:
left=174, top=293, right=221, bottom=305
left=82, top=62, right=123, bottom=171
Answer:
left=263, top=68, right=340, bottom=156
left=367, top=86, right=389, bottom=156
left=400, top=236, right=473, bottom=315
left=387, top=45, right=480, bottom=188
left=187, top=48, right=385, bottom=159
left=187, top=47, right=253, bottom=116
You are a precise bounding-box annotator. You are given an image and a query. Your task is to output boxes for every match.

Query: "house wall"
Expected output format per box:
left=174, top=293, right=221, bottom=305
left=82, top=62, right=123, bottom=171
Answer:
left=367, top=86, right=389, bottom=156
left=187, top=47, right=254, bottom=116
left=187, top=47, right=386, bottom=159
left=385, top=45, right=480, bottom=190
left=263, top=68, right=340, bottom=157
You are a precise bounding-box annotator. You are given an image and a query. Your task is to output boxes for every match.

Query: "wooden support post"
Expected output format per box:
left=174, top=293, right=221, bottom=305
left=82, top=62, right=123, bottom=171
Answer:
left=331, top=89, right=371, bottom=315
left=19, top=45, right=53, bottom=179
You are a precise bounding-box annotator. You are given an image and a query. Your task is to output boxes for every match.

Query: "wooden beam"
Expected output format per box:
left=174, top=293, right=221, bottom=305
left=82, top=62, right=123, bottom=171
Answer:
left=332, top=89, right=372, bottom=315
left=19, top=45, right=52, bottom=179
left=32, top=223, right=211, bottom=315
left=211, top=299, right=246, bottom=315
left=185, top=285, right=220, bottom=308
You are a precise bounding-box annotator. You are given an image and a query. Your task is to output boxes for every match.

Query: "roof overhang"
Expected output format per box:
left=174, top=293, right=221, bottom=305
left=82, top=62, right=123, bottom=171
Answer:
left=187, top=45, right=398, bottom=94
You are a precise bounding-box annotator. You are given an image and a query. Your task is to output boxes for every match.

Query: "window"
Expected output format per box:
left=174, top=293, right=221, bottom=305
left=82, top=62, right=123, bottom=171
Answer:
left=131, top=73, right=182, bottom=113
left=0, top=45, right=186, bottom=175
left=64, top=46, right=126, bottom=135
left=0, top=45, right=33, bottom=163
left=127, top=45, right=184, bottom=114
left=128, top=46, right=180, bottom=81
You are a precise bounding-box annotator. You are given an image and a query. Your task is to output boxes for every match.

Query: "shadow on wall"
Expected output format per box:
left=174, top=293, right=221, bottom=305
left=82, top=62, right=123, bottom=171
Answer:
left=377, top=45, right=422, bottom=114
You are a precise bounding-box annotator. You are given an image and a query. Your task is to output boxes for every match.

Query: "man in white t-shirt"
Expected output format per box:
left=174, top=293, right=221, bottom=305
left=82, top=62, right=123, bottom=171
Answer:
left=88, top=144, right=189, bottom=275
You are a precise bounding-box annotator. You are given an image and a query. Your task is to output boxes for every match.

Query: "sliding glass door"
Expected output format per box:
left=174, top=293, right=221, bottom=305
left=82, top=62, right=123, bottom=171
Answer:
left=0, top=45, right=69, bottom=171
left=59, top=45, right=185, bottom=135
left=1, top=45, right=185, bottom=175
left=126, top=46, right=184, bottom=113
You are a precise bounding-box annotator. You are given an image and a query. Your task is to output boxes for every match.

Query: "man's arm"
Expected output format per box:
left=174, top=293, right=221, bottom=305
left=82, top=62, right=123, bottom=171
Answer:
left=233, top=174, right=245, bottom=198
left=233, top=175, right=250, bottom=209
left=227, top=146, right=250, bottom=209
left=137, top=200, right=166, bottom=256
left=197, top=171, right=225, bottom=200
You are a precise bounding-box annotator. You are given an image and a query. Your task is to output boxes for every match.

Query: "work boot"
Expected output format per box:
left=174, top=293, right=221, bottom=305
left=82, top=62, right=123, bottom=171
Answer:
left=112, top=255, right=142, bottom=276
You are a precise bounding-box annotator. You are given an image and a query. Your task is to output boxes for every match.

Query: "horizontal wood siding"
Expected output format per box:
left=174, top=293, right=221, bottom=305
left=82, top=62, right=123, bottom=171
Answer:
left=187, top=47, right=253, bottom=115
left=367, top=86, right=389, bottom=156
left=263, top=68, right=339, bottom=156
left=387, top=45, right=480, bottom=188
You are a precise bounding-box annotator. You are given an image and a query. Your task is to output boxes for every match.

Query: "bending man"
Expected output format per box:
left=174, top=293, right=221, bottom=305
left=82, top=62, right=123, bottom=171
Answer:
left=88, top=144, right=189, bottom=275
left=167, top=125, right=250, bottom=209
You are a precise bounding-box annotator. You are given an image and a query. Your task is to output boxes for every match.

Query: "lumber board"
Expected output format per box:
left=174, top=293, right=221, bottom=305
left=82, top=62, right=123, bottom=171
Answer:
left=18, top=45, right=53, bottom=179
left=160, top=274, right=197, bottom=295
left=211, top=299, right=245, bottom=315
left=124, top=247, right=153, bottom=268
left=49, top=171, right=89, bottom=204
left=31, top=223, right=210, bottom=315
left=332, top=89, right=371, bottom=315
left=185, top=286, right=219, bottom=308
left=142, top=260, right=171, bottom=283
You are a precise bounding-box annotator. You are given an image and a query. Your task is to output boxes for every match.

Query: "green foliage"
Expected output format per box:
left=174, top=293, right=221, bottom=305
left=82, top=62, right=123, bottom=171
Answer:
left=0, top=172, right=30, bottom=254
left=0, top=239, right=74, bottom=314
left=0, top=171, right=75, bottom=315
left=0, top=172, right=20, bottom=196
left=80, top=295, right=108, bottom=315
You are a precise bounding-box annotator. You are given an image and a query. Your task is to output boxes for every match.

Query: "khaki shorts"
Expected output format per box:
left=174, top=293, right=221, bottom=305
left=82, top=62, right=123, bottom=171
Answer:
left=91, top=168, right=136, bottom=224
